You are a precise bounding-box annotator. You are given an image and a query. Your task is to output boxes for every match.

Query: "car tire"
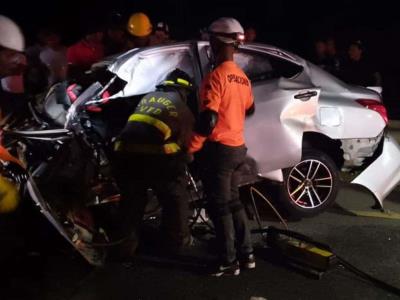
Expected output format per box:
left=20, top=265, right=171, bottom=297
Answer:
left=280, top=149, right=339, bottom=218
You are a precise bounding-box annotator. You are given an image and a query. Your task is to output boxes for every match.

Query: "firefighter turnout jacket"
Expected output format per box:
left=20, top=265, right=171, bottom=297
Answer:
left=115, top=90, right=194, bottom=155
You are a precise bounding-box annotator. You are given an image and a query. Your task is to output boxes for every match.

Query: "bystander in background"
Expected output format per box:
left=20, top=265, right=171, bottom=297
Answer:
left=341, top=40, right=382, bottom=87
left=38, top=29, right=67, bottom=85
left=311, top=38, right=328, bottom=69
left=325, top=37, right=341, bottom=76
left=150, top=21, right=173, bottom=45
left=244, top=26, right=257, bottom=43
left=104, top=12, right=129, bottom=56
left=67, top=23, right=104, bottom=78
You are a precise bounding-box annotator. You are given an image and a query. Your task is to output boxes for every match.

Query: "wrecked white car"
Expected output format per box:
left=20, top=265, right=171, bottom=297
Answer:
left=96, top=41, right=400, bottom=218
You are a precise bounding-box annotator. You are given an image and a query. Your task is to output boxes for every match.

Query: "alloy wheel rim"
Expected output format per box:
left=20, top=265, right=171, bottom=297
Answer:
left=286, top=159, right=333, bottom=209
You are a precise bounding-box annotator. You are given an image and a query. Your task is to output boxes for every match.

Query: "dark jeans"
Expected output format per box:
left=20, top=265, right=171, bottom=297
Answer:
left=202, top=142, right=253, bottom=263
left=114, top=153, right=191, bottom=250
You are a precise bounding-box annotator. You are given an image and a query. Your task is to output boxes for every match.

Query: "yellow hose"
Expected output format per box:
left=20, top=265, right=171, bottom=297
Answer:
left=0, top=175, right=20, bottom=214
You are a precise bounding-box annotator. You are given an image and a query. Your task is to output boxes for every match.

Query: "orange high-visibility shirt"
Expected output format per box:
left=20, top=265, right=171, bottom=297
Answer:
left=188, top=61, right=253, bottom=152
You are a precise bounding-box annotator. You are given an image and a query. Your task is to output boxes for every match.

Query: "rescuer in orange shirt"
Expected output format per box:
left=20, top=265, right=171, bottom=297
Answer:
left=188, top=17, right=255, bottom=276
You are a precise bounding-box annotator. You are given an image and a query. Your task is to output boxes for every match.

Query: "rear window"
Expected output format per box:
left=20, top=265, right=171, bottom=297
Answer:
left=234, top=50, right=303, bottom=82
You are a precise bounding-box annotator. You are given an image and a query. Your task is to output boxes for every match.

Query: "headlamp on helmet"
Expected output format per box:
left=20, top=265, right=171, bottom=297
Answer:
left=208, top=17, right=245, bottom=46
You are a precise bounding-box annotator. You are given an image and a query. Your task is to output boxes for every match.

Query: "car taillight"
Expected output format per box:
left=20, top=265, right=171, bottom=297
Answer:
left=356, top=99, right=388, bottom=124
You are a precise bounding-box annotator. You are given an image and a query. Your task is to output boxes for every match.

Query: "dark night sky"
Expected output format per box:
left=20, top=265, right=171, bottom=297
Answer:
left=3, top=0, right=400, bottom=114
left=2, top=0, right=400, bottom=52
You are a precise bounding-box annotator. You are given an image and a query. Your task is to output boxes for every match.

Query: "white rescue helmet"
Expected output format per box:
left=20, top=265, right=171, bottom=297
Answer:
left=208, top=17, right=245, bottom=45
left=0, top=15, right=24, bottom=52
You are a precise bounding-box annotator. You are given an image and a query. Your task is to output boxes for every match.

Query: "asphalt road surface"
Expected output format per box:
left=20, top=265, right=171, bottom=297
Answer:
left=3, top=123, right=400, bottom=300
left=1, top=180, right=400, bottom=300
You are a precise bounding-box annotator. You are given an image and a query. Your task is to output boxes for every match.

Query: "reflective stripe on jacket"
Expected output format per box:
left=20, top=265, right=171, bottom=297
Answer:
left=116, top=90, right=194, bottom=155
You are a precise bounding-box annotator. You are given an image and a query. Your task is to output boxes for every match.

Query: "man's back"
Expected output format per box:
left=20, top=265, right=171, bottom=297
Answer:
left=117, top=90, right=194, bottom=151
left=200, top=61, right=253, bottom=146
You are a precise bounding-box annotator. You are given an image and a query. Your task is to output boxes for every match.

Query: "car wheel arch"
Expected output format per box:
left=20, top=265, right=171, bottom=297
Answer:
left=302, top=131, right=344, bottom=169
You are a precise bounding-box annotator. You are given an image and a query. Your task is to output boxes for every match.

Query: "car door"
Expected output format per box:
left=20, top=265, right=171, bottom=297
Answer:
left=109, top=43, right=202, bottom=98
left=197, top=44, right=321, bottom=178
left=239, top=49, right=321, bottom=176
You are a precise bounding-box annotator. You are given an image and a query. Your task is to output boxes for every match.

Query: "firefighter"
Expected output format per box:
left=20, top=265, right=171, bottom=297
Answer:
left=0, top=15, right=25, bottom=214
left=126, top=12, right=153, bottom=49
left=188, top=17, right=255, bottom=276
left=114, top=69, right=195, bottom=256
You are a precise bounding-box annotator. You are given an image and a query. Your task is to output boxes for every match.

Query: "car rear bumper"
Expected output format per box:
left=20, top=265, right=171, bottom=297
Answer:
left=351, top=133, right=400, bottom=207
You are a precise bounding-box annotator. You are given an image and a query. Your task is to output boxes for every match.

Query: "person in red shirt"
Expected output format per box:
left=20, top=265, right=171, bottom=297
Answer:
left=67, top=25, right=104, bottom=78
left=188, top=17, right=255, bottom=276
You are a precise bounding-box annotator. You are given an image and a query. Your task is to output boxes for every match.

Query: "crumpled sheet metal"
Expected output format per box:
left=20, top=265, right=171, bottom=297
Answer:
left=352, top=134, right=400, bottom=207
left=244, top=79, right=320, bottom=179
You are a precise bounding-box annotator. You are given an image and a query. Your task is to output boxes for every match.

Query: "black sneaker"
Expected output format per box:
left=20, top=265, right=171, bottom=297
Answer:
left=210, top=260, right=240, bottom=277
left=239, top=253, right=256, bottom=269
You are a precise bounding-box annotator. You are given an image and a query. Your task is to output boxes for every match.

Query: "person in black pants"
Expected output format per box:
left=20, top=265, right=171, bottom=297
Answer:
left=200, top=142, right=253, bottom=267
left=188, top=17, right=255, bottom=276
left=113, top=69, right=195, bottom=257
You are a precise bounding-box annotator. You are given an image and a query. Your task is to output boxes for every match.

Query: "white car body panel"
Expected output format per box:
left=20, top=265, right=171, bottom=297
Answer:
left=367, top=86, right=382, bottom=94
left=352, top=134, right=400, bottom=206
left=245, top=80, right=320, bottom=174
left=105, top=41, right=400, bottom=208
left=108, top=44, right=197, bottom=98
